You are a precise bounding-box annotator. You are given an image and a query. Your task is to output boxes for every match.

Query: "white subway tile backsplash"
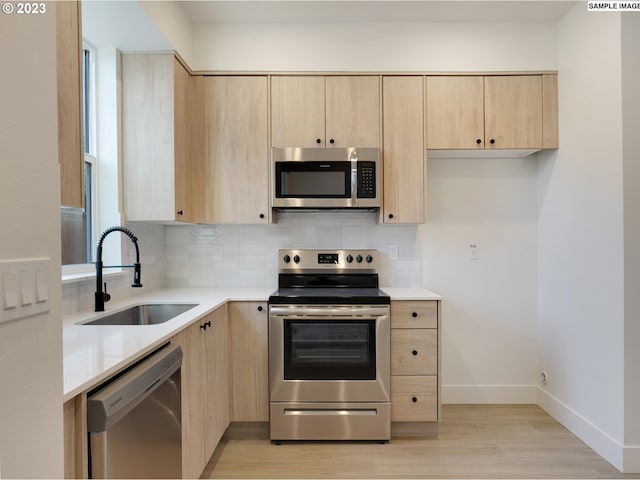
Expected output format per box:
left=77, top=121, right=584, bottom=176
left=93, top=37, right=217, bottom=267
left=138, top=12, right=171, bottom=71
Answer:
left=63, top=214, right=421, bottom=315
left=166, top=212, right=420, bottom=288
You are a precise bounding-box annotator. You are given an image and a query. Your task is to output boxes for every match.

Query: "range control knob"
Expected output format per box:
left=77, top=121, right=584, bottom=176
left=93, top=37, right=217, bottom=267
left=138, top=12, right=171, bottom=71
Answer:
left=283, top=255, right=291, bottom=264
left=293, top=255, right=301, bottom=264
left=356, top=255, right=363, bottom=263
left=366, top=255, right=373, bottom=263
left=346, top=255, right=354, bottom=263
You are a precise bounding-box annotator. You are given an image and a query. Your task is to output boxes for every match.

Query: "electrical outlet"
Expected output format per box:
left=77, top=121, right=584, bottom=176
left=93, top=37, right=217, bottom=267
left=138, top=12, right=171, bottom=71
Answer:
left=540, top=371, right=548, bottom=385
left=388, top=244, right=399, bottom=261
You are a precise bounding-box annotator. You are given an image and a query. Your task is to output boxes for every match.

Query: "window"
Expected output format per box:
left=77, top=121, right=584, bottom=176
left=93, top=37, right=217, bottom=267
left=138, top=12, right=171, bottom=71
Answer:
left=61, top=44, right=96, bottom=268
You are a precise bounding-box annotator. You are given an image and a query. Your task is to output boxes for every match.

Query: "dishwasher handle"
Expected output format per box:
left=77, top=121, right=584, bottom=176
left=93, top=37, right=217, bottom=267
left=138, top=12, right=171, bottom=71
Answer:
left=87, top=344, right=182, bottom=433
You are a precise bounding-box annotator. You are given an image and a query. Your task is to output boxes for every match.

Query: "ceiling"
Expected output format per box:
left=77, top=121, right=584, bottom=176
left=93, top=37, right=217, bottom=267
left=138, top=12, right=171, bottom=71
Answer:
left=180, top=1, right=577, bottom=24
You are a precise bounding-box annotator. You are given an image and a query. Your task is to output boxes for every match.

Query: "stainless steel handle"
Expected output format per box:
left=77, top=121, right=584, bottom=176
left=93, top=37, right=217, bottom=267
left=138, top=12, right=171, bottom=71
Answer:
left=350, top=150, right=358, bottom=207
left=269, top=305, right=389, bottom=318
left=284, top=409, right=378, bottom=416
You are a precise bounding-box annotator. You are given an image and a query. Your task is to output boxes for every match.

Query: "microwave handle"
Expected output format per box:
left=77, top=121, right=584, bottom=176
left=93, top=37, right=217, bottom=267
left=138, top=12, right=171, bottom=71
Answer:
left=350, top=150, right=358, bottom=207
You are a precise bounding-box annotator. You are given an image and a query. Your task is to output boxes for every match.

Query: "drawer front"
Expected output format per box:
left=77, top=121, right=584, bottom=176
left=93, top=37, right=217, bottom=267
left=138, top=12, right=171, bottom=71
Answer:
left=391, top=329, right=437, bottom=375
left=391, top=301, right=437, bottom=329
left=391, top=376, right=437, bottom=422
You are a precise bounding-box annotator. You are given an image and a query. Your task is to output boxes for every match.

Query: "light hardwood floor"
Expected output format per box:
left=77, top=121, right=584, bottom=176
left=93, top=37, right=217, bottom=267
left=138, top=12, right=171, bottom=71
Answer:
left=202, top=405, right=638, bottom=479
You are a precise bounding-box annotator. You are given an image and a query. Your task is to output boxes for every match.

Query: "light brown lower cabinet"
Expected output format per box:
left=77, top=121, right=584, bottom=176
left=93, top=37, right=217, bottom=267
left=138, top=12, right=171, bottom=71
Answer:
left=229, top=301, right=269, bottom=422
left=171, top=306, right=229, bottom=479
left=390, top=300, right=440, bottom=428
left=63, top=395, right=87, bottom=479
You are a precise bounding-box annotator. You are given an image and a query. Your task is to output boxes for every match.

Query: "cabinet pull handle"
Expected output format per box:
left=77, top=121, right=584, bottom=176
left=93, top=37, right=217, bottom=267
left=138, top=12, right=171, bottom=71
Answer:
left=257, top=306, right=263, bottom=312
left=388, top=213, right=394, bottom=219
left=177, top=210, right=183, bottom=216
left=490, top=138, right=496, bottom=145
left=200, top=323, right=207, bottom=331
left=329, top=138, right=335, bottom=144
left=412, top=312, right=418, bottom=318
left=316, top=138, right=322, bottom=144
left=206, top=320, right=211, bottom=328
left=412, top=397, right=418, bottom=403
left=412, top=350, right=418, bottom=356
left=259, top=213, right=265, bottom=219
left=476, top=139, right=482, bottom=144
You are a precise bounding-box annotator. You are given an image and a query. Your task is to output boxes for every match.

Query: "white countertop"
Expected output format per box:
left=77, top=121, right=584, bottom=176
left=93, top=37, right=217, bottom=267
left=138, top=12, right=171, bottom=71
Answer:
left=63, top=287, right=440, bottom=401
left=380, top=287, right=441, bottom=301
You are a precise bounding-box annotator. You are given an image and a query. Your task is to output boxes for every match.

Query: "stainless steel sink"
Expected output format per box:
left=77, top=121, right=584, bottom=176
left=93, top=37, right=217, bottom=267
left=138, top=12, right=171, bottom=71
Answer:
left=81, top=304, right=198, bottom=326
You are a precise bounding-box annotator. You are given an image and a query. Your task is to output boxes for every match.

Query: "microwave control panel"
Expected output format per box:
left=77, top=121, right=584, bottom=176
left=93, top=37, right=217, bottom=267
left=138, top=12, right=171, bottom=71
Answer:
left=357, top=162, right=376, bottom=199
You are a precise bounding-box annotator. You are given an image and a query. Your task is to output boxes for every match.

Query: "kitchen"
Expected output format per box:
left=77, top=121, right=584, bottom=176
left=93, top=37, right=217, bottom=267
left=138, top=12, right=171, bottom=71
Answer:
left=1, top=0, right=639, bottom=478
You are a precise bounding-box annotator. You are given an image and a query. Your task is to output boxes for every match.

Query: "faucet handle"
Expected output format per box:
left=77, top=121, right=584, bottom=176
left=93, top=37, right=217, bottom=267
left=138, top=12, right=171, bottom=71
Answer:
left=103, top=283, right=111, bottom=303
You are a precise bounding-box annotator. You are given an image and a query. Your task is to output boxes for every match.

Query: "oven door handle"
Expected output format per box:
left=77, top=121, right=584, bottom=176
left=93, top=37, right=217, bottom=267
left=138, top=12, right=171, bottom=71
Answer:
left=269, top=306, right=389, bottom=318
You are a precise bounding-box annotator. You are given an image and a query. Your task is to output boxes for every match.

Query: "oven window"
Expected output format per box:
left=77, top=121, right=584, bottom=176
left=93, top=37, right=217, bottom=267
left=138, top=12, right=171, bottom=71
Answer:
left=284, top=320, right=376, bottom=380
left=276, top=162, right=350, bottom=198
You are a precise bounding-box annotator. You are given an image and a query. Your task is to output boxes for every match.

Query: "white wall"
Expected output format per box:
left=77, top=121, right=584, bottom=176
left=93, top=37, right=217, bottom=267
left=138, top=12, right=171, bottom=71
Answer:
left=140, top=1, right=195, bottom=66
left=622, top=12, right=640, bottom=472
left=537, top=3, right=625, bottom=470
left=421, top=157, right=538, bottom=403
left=192, top=21, right=557, bottom=72
left=0, top=10, right=64, bottom=478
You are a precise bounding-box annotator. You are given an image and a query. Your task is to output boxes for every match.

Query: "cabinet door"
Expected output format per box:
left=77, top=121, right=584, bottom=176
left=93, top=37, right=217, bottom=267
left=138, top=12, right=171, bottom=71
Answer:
left=271, top=76, right=325, bottom=147
left=171, top=322, right=207, bottom=479
left=229, top=302, right=269, bottom=421
left=204, top=307, right=230, bottom=457
left=391, top=376, right=438, bottom=422
left=391, top=329, right=437, bottom=376
left=56, top=0, right=84, bottom=207
left=174, top=61, right=205, bottom=223
left=390, top=301, right=437, bottom=329
left=122, top=54, right=176, bottom=222
left=326, top=76, right=380, bottom=148
left=484, top=75, right=543, bottom=149
left=426, top=76, right=484, bottom=149
left=382, top=76, right=425, bottom=224
left=204, top=76, right=269, bottom=224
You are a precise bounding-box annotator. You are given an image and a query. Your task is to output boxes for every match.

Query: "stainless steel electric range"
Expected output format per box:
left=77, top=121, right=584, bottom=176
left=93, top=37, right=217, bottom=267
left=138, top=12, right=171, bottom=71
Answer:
left=268, top=249, right=391, bottom=441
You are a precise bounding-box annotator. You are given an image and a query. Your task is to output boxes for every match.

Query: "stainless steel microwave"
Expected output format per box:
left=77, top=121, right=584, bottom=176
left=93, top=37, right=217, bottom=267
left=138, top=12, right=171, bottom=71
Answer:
left=271, top=147, right=381, bottom=209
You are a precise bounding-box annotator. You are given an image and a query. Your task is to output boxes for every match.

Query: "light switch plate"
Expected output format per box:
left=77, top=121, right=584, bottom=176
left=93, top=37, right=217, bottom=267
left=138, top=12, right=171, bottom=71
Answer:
left=469, top=243, right=479, bottom=261
left=0, top=258, right=51, bottom=325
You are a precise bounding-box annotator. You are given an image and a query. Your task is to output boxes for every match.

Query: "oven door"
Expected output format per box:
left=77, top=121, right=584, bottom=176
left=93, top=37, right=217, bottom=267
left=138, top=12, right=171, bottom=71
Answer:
left=269, top=305, right=390, bottom=403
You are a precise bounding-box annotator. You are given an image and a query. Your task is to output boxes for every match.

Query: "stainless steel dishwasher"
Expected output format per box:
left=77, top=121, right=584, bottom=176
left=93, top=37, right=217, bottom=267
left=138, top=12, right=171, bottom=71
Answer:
left=87, top=343, right=182, bottom=479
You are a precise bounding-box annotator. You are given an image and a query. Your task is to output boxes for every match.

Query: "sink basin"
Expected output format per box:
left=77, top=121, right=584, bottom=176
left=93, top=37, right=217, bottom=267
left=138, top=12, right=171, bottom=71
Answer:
left=82, top=304, right=198, bottom=326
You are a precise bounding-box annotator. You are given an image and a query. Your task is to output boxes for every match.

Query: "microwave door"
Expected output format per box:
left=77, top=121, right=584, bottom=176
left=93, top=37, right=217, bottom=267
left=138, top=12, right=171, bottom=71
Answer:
left=274, top=161, right=353, bottom=207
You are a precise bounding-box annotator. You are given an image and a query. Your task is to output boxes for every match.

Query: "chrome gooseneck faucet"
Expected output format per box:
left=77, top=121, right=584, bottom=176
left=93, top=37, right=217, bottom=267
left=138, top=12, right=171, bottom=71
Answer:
left=95, top=226, right=142, bottom=312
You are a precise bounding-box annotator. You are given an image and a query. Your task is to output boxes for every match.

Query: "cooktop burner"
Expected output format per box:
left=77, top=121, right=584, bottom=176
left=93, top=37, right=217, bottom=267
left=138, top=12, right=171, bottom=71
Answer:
left=269, top=249, right=390, bottom=305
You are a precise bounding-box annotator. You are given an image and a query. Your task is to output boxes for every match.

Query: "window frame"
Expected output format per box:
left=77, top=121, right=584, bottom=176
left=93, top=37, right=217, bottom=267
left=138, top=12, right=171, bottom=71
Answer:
left=62, top=43, right=98, bottom=277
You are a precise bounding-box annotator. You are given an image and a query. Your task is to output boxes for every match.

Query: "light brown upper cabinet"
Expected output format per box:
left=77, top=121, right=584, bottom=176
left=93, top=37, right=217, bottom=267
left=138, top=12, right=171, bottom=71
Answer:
left=382, top=76, right=425, bottom=224
left=426, top=74, right=558, bottom=151
left=204, top=76, right=270, bottom=224
left=271, top=76, right=380, bottom=148
left=122, top=54, right=204, bottom=223
left=56, top=0, right=84, bottom=208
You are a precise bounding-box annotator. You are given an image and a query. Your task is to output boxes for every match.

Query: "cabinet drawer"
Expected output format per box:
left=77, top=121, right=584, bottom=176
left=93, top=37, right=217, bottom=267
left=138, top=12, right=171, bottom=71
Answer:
left=391, top=329, right=437, bottom=375
left=391, top=376, right=437, bottom=422
left=391, top=301, right=437, bottom=329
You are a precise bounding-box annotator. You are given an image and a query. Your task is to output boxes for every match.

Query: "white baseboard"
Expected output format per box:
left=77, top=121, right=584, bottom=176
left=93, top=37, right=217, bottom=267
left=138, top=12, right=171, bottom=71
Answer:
left=441, top=384, right=537, bottom=404
left=536, top=387, right=626, bottom=472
